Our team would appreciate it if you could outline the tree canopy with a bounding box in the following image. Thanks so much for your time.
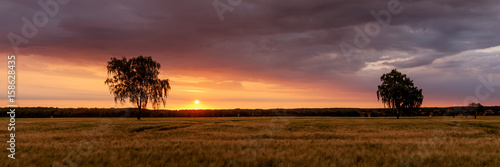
[468,102,484,119]
[105,56,171,120]
[377,69,423,119]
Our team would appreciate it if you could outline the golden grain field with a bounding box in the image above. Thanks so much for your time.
[1,116,499,167]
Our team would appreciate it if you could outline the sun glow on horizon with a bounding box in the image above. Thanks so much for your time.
[195,100,200,104]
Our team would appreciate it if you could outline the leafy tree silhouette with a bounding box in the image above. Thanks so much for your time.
[105,56,171,120]
[468,102,484,119]
[377,69,423,119]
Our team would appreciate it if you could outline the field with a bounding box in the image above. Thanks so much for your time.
[1,116,500,166]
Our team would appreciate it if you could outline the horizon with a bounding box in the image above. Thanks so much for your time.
[4,105,499,111]
[1,0,500,109]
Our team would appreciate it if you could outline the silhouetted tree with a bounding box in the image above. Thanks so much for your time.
[105,56,171,120]
[468,102,484,119]
[477,103,484,118]
[377,69,423,119]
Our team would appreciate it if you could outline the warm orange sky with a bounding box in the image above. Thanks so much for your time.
[1,1,500,109]
[1,53,498,110]
[1,55,384,109]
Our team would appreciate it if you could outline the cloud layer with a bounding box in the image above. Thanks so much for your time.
[1,0,499,108]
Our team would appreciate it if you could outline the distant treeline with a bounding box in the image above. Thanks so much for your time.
[1,106,500,118]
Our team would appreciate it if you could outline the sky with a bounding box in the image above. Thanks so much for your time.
[1,0,499,109]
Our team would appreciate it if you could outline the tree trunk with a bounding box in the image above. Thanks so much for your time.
[137,97,142,120]
[137,105,141,120]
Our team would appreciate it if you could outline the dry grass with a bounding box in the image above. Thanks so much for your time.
[1,116,499,166]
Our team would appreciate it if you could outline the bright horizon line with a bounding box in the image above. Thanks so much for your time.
[8,98,498,110]
[7,105,496,110]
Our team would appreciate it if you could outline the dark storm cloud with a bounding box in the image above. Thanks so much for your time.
[2,1,498,63]
[1,0,500,102]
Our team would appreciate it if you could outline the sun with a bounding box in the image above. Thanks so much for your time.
[194,100,200,104]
